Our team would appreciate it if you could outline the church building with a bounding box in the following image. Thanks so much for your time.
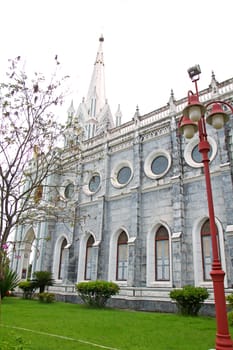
[12,36,233,312]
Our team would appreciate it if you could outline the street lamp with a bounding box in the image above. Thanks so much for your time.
[179,65,233,350]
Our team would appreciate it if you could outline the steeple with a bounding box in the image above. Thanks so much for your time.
[168,89,176,115]
[210,71,219,96]
[86,35,106,119]
[66,100,75,126]
[115,104,122,127]
[75,35,114,140]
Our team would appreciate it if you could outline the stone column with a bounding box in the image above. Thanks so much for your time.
[127,237,137,287]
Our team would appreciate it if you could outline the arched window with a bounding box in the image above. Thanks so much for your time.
[201,220,219,281]
[85,235,94,280]
[155,226,170,281]
[116,231,128,281]
[58,238,67,280]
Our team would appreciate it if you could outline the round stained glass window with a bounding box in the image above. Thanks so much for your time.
[151,156,168,175]
[64,183,74,199]
[191,145,212,164]
[117,166,132,185]
[89,175,101,193]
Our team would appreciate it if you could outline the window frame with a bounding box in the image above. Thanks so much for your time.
[83,172,102,196]
[201,220,219,282]
[146,223,172,287]
[192,217,227,288]
[116,231,128,281]
[85,235,95,280]
[155,226,170,281]
[144,149,171,180]
[88,174,101,193]
[64,183,75,199]
[184,135,217,168]
[58,238,68,280]
[111,161,133,189]
[60,180,76,201]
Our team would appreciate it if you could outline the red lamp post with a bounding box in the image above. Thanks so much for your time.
[179,65,233,350]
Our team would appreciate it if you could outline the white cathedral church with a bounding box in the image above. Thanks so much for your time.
[12,36,233,312]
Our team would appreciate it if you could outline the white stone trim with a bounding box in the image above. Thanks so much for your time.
[77,231,97,282]
[60,179,75,200]
[83,172,102,196]
[108,227,129,284]
[111,161,133,189]
[226,225,233,235]
[19,227,36,280]
[144,149,171,180]
[53,234,70,281]
[184,135,217,168]
[192,216,227,287]
[128,236,136,244]
[146,222,172,287]
[172,231,182,240]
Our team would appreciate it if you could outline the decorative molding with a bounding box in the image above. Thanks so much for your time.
[172,232,182,240]
[226,225,233,235]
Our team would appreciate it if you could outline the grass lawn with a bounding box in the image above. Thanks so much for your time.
[0,297,232,350]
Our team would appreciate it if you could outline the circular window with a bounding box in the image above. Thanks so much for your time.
[184,136,217,168]
[64,183,74,199]
[151,156,169,175]
[89,174,101,193]
[117,167,132,185]
[144,150,171,180]
[191,144,213,164]
[83,172,101,196]
[111,161,133,188]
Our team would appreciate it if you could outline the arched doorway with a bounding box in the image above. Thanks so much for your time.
[21,228,36,279]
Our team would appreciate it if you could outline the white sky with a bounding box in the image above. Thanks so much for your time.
[1,0,233,123]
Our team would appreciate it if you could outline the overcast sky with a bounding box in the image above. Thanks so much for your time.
[1,0,233,123]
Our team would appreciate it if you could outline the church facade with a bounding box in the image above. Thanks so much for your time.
[12,36,233,311]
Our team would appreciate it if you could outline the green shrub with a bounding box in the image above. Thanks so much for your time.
[18,280,36,299]
[170,285,209,316]
[38,292,55,303]
[0,267,20,299]
[226,293,233,326]
[75,280,120,307]
[226,294,233,309]
[32,271,54,293]
[228,310,233,326]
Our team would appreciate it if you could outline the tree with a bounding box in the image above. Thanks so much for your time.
[0,56,69,283]
[0,267,20,299]
[32,271,54,293]
[0,243,20,298]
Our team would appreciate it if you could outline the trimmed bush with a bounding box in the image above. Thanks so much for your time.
[38,292,55,303]
[18,280,36,299]
[76,280,119,307]
[170,285,209,316]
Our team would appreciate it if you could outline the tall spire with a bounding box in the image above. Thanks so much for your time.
[75,35,114,140]
[115,104,122,127]
[86,35,106,118]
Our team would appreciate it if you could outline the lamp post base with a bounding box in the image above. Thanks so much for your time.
[211,268,233,350]
[215,335,233,350]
